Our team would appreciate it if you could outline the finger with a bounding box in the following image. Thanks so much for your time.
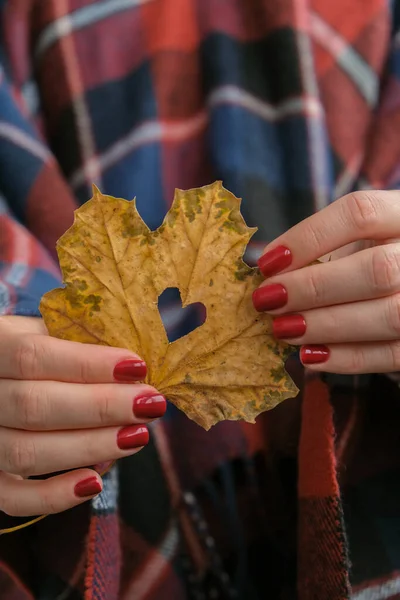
[0,381,166,430]
[298,340,400,374]
[253,244,400,314]
[0,332,147,383]
[0,469,103,517]
[0,424,149,476]
[0,316,47,335]
[272,295,400,344]
[257,190,400,276]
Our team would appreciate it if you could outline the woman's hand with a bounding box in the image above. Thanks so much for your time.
[253,190,400,374]
[0,316,166,517]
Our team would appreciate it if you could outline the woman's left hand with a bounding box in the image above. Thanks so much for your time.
[253,190,400,374]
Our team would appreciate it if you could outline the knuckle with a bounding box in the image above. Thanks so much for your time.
[369,247,400,294]
[39,492,59,515]
[6,437,36,476]
[347,348,366,374]
[322,310,341,340]
[14,382,46,430]
[387,294,400,337]
[306,269,325,305]
[302,222,327,255]
[389,341,400,371]
[346,192,381,232]
[78,358,96,384]
[97,392,115,426]
[14,338,40,379]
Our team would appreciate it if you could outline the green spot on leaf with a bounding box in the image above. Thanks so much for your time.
[121,210,147,238]
[183,190,203,222]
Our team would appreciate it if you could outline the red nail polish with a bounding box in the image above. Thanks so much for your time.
[300,345,330,365]
[117,425,149,450]
[114,359,147,382]
[258,246,292,277]
[74,476,102,498]
[252,284,288,312]
[273,315,306,339]
[133,394,167,419]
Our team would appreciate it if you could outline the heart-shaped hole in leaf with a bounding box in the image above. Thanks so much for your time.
[158,287,206,342]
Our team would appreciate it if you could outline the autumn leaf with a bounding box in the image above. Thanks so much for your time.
[40,182,298,430]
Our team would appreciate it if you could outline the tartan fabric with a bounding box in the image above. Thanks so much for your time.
[0,0,400,598]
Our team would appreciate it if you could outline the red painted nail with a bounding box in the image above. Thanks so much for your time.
[117,425,149,450]
[252,284,288,312]
[74,476,102,498]
[273,315,306,339]
[300,345,330,365]
[114,359,147,382]
[258,246,292,277]
[133,394,167,419]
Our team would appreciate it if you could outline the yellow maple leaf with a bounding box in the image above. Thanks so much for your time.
[40,182,298,429]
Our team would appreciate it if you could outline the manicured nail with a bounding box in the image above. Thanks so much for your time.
[133,394,167,419]
[273,315,306,339]
[300,345,330,365]
[252,284,288,312]
[114,359,147,382]
[74,476,102,498]
[258,246,292,277]
[117,425,149,450]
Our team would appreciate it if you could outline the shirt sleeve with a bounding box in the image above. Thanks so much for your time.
[0,209,61,317]
[0,13,71,317]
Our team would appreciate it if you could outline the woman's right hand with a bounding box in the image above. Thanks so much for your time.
[0,315,166,518]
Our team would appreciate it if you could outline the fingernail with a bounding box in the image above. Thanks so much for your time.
[133,394,167,419]
[74,476,102,498]
[258,246,292,277]
[252,284,288,312]
[300,345,330,365]
[273,315,306,339]
[117,425,149,450]
[114,359,147,382]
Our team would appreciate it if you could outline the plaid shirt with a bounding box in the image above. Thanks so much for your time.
[1,1,400,598]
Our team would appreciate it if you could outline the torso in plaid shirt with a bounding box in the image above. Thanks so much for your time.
[0,1,400,599]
